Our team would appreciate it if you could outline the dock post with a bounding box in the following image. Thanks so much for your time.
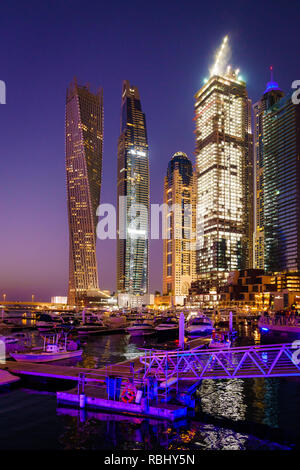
[179,312,185,349]
[229,310,233,333]
[79,394,86,408]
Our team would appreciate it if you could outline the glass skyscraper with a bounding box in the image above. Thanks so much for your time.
[66,79,103,305]
[194,65,253,289]
[253,72,284,269]
[117,80,149,295]
[263,91,300,272]
[163,152,196,299]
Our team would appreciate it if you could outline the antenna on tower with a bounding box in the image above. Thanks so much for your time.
[270,65,274,82]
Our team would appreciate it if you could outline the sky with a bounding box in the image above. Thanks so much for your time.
[0,0,299,301]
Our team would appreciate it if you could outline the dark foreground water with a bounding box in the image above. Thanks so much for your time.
[1,320,300,450]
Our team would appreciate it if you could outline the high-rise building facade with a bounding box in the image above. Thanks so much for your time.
[117,80,149,295]
[66,79,103,305]
[253,72,284,269]
[163,152,196,299]
[194,42,253,289]
[263,91,300,272]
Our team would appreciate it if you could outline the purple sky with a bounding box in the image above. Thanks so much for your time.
[0,0,299,301]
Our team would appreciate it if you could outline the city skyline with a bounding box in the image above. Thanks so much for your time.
[1,1,299,301]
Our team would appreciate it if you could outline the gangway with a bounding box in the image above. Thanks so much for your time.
[140,343,300,381]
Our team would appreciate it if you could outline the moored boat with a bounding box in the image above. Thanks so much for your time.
[209,331,231,349]
[76,324,107,336]
[155,316,179,336]
[258,313,300,333]
[126,318,154,336]
[10,347,83,362]
[186,313,213,338]
[36,313,62,332]
[10,332,83,362]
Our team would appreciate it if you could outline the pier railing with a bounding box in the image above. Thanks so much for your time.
[77,363,172,405]
[140,343,300,381]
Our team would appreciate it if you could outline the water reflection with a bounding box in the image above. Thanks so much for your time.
[199,379,247,421]
[56,407,290,450]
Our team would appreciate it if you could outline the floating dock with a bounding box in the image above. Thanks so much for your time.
[57,385,187,421]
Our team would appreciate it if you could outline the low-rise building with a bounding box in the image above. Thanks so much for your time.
[187,270,300,311]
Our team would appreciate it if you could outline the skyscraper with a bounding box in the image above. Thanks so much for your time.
[263,90,300,272]
[66,79,103,305]
[163,152,196,301]
[194,37,253,289]
[253,69,284,269]
[117,80,149,295]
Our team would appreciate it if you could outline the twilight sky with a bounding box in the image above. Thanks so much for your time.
[0,0,299,301]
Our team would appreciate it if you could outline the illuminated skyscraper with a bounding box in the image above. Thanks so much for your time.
[163,152,196,300]
[117,80,149,295]
[66,79,103,305]
[263,90,300,272]
[253,69,284,269]
[194,37,253,289]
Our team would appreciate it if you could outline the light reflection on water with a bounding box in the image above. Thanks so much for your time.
[199,379,247,422]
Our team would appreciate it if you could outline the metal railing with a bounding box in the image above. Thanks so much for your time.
[140,343,300,381]
[76,362,172,406]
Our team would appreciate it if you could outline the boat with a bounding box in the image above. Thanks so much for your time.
[209,331,231,349]
[258,313,300,333]
[155,316,179,336]
[10,332,83,362]
[36,313,62,332]
[76,324,107,336]
[75,315,107,335]
[126,318,154,336]
[186,313,213,338]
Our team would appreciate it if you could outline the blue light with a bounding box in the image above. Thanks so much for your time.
[264,81,281,94]
[261,327,269,332]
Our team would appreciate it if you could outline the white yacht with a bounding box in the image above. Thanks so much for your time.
[10,332,82,362]
[186,313,213,338]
